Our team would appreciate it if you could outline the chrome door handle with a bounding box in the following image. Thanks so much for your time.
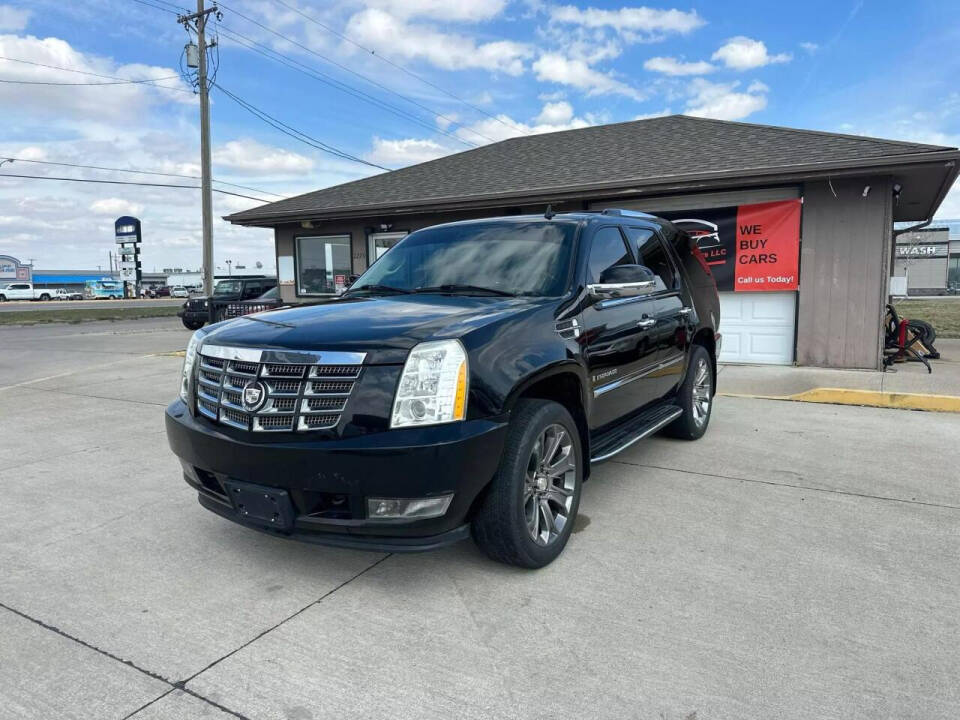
[637,318,656,329]
[678,307,693,316]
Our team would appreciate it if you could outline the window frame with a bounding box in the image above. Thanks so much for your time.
[585,224,636,285]
[626,225,683,297]
[294,233,353,297]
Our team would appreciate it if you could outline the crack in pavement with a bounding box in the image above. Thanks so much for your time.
[610,459,960,511]
[1,552,393,720]
[12,383,170,408]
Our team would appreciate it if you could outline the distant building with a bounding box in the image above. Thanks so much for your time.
[893,227,951,295]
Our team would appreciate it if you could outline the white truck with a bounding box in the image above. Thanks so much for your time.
[0,282,55,301]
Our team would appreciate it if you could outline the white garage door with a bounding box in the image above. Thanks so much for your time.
[718,292,796,365]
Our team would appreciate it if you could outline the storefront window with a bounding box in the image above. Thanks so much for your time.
[948,256,960,289]
[296,235,352,295]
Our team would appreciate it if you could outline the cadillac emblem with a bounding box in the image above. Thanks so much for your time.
[242,380,267,412]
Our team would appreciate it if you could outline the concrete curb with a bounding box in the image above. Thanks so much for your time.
[720,388,960,413]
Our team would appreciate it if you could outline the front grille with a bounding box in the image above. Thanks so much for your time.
[194,347,363,433]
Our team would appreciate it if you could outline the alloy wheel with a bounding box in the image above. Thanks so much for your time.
[523,423,576,546]
[692,358,711,427]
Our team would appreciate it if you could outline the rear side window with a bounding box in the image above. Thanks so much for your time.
[626,227,679,292]
[587,227,632,283]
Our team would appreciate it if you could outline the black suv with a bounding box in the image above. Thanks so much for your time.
[165,211,720,567]
[178,277,277,330]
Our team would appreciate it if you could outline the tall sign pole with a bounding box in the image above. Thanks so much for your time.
[179,1,218,296]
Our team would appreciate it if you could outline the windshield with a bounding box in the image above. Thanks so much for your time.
[258,286,280,299]
[214,280,242,296]
[350,221,577,297]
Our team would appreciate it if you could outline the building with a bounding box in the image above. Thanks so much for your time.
[893,227,951,295]
[225,115,959,370]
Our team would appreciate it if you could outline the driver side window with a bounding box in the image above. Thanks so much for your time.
[587,227,632,284]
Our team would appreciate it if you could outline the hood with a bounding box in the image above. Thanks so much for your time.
[201,294,543,364]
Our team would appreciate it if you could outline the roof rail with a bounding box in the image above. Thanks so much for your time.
[600,208,656,219]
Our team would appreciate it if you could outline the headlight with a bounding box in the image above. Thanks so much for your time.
[391,339,468,428]
[179,329,206,402]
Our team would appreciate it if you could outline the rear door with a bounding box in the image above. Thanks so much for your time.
[625,226,692,396]
[580,226,663,429]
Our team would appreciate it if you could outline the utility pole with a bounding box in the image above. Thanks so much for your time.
[179,1,218,297]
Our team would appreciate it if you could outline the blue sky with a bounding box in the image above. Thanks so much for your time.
[1,0,958,270]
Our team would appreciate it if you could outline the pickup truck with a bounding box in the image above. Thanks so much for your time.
[165,210,721,567]
[178,277,278,330]
[0,282,55,301]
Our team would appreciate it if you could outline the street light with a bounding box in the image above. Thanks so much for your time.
[225,259,232,277]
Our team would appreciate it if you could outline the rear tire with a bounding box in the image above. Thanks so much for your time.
[472,399,582,568]
[39,294,50,301]
[665,344,713,440]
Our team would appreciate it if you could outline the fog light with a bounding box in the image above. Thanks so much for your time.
[367,494,453,520]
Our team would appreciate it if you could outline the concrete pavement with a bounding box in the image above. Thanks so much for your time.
[1,319,959,719]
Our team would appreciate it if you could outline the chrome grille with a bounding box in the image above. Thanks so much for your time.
[193,345,365,433]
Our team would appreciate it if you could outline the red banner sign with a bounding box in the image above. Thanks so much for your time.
[657,199,801,292]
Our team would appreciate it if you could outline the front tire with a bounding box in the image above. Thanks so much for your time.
[181,318,205,331]
[665,344,713,440]
[472,399,582,568]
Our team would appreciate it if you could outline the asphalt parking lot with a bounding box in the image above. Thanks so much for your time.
[2,318,958,719]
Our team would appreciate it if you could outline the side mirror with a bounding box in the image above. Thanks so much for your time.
[588,264,657,299]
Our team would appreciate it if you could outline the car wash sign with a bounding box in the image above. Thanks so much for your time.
[656,199,802,292]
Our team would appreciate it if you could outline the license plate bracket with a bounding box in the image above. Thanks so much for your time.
[223,480,296,530]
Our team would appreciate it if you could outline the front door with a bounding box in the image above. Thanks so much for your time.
[580,226,662,429]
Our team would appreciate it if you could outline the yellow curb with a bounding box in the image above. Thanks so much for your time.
[155,350,186,357]
[720,388,960,413]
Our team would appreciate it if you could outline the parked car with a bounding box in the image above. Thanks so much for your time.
[171,286,190,299]
[148,286,171,298]
[0,282,55,301]
[64,290,84,300]
[177,277,278,330]
[52,288,70,301]
[165,211,720,567]
[223,286,284,319]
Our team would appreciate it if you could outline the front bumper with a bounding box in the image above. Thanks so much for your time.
[165,400,508,551]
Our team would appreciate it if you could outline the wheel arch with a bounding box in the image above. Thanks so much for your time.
[505,363,592,478]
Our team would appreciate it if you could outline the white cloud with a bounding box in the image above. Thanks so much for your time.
[711,36,791,70]
[0,4,30,31]
[366,137,449,166]
[365,0,507,22]
[684,78,768,121]
[0,34,191,123]
[634,108,671,120]
[89,198,143,216]
[800,41,819,54]
[213,139,314,175]
[549,5,705,41]
[345,9,532,75]
[644,56,715,76]
[535,101,574,125]
[533,53,643,100]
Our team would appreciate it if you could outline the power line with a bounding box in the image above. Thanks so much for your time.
[0,74,181,86]
[216,25,475,149]
[0,55,194,94]
[211,80,389,171]
[128,0,180,15]
[267,0,531,137]
[0,156,288,199]
[215,3,492,145]
[0,172,273,202]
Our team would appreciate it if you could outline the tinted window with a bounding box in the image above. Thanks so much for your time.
[627,227,678,292]
[587,227,632,284]
[351,221,576,297]
[242,282,261,299]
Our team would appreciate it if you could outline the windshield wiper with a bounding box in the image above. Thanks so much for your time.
[412,284,516,297]
[235,314,295,329]
[344,284,411,295]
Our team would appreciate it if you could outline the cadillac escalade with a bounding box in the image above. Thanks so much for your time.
[165,210,721,568]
